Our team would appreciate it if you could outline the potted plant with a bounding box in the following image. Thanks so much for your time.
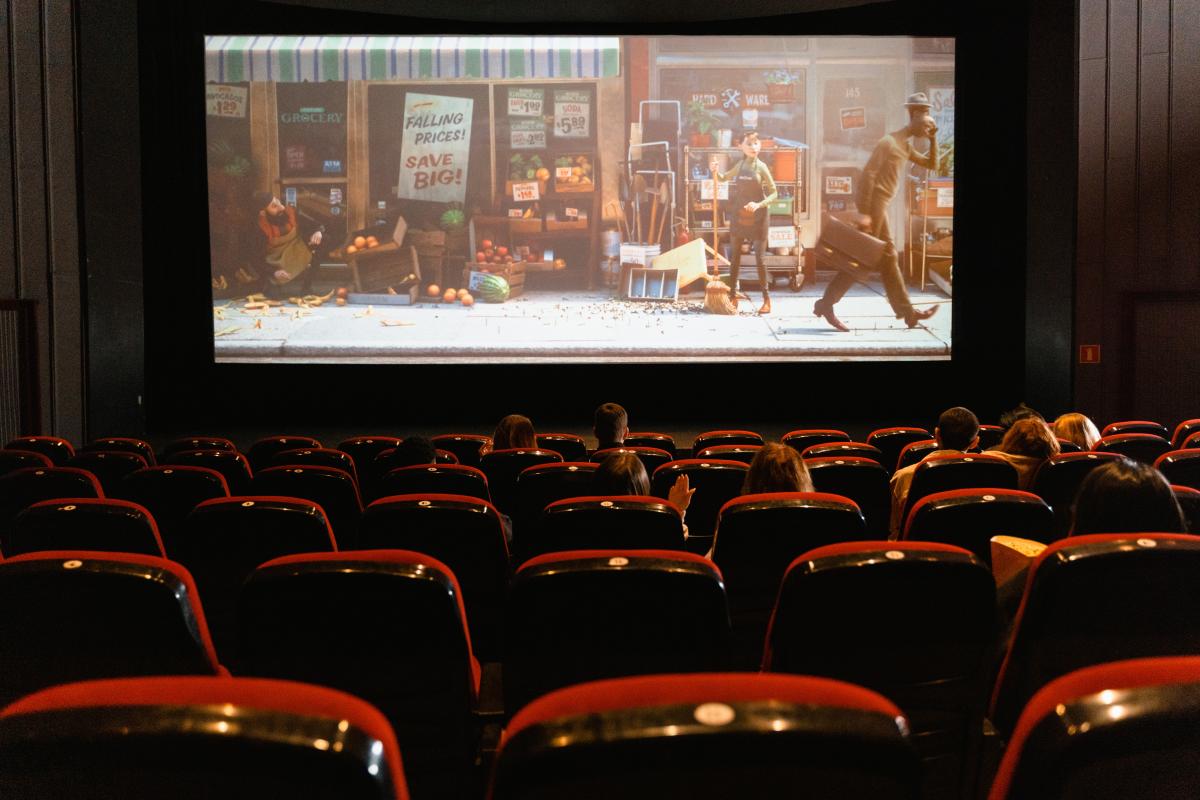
[685,100,720,147]
[764,69,799,103]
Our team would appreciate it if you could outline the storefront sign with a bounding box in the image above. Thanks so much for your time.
[398,92,473,204]
[511,181,540,202]
[554,90,590,138]
[508,87,544,116]
[840,107,867,130]
[767,226,797,248]
[206,84,247,118]
[743,93,771,108]
[510,118,547,149]
[690,93,719,108]
[285,145,307,171]
[929,86,954,146]
[825,176,853,195]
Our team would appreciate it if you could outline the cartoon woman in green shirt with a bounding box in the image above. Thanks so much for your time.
[710,131,777,314]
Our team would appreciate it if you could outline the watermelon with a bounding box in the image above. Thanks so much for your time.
[475,274,510,303]
[439,207,465,231]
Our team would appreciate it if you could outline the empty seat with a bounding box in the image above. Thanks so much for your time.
[0,550,222,706]
[692,430,763,451]
[802,440,883,462]
[623,432,677,458]
[895,439,939,471]
[807,456,892,537]
[1157,449,1200,490]
[359,494,509,660]
[271,447,358,485]
[0,676,409,800]
[651,459,749,554]
[246,434,323,472]
[765,541,995,800]
[430,433,490,468]
[535,433,588,461]
[712,492,868,668]
[162,449,253,495]
[1101,419,1170,439]
[1054,438,1083,452]
[695,444,762,465]
[433,449,459,465]
[376,464,491,504]
[1094,432,1173,464]
[0,449,53,477]
[504,550,731,714]
[781,428,851,452]
[177,496,336,664]
[1029,451,1123,537]
[479,448,562,516]
[252,465,362,549]
[534,496,687,556]
[6,498,164,557]
[80,437,156,465]
[4,435,74,466]
[512,462,598,559]
[1171,418,1200,448]
[990,657,1200,800]
[1174,485,1200,534]
[867,427,932,473]
[989,532,1200,736]
[238,550,478,799]
[976,424,1005,451]
[66,451,148,495]
[491,673,919,800]
[903,489,1055,561]
[159,436,236,459]
[0,467,103,536]
[114,466,229,557]
[900,454,1019,524]
[591,445,674,474]
[1186,431,1200,449]
[337,436,403,492]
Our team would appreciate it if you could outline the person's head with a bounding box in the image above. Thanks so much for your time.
[743,443,814,495]
[739,131,762,159]
[1052,412,1102,451]
[999,402,1045,430]
[254,191,285,215]
[996,417,1061,460]
[389,435,437,468]
[1071,457,1186,535]
[593,403,628,448]
[934,406,980,451]
[492,414,536,451]
[903,93,935,136]
[593,452,650,496]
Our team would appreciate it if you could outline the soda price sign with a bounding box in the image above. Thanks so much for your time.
[507,87,544,117]
[554,90,590,138]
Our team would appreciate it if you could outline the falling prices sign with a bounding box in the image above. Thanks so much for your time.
[398,93,474,204]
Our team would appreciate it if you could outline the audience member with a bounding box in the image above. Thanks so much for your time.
[594,452,695,537]
[1051,412,1101,450]
[387,435,437,468]
[890,406,980,536]
[480,414,537,457]
[1071,457,1186,535]
[998,402,1044,430]
[991,417,1060,490]
[742,442,814,494]
[593,402,628,451]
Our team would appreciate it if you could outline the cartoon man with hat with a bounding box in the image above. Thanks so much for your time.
[813,91,941,331]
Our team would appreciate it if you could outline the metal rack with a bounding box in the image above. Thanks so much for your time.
[624,139,677,249]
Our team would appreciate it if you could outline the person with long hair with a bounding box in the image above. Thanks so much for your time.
[992,416,1061,490]
[479,414,537,457]
[742,442,814,495]
[1051,412,1101,451]
[1071,457,1186,535]
[593,452,695,537]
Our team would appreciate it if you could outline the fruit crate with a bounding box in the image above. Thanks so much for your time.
[461,261,525,298]
[552,152,596,193]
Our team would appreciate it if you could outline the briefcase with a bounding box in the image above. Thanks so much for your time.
[813,212,887,279]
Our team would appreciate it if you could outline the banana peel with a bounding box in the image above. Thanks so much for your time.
[353,305,374,318]
[214,325,242,337]
[380,320,415,327]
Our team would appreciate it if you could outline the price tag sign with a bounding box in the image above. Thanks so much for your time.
[510,118,546,149]
[700,181,730,200]
[512,181,540,202]
[507,87,544,117]
[936,187,954,208]
[767,226,798,248]
[564,207,579,219]
[554,90,590,138]
[507,209,525,218]
[206,84,247,118]
[825,176,853,195]
[555,167,573,179]
[840,106,867,130]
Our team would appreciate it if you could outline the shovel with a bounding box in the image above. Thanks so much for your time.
[647,180,669,249]
[631,173,647,243]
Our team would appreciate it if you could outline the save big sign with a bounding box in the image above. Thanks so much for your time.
[398,93,474,204]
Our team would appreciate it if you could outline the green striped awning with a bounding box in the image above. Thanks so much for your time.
[205,35,621,83]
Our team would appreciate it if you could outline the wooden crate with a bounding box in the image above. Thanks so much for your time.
[461,261,525,298]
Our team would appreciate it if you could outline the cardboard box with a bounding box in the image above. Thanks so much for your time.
[620,243,661,266]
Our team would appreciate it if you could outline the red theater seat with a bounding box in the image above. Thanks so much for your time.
[806,456,892,537]
[80,436,156,465]
[895,438,939,471]
[512,461,598,559]
[1157,449,1200,491]
[492,673,919,800]
[4,435,74,466]
[479,448,562,516]
[113,465,229,557]
[1029,451,1123,537]
[336,435,403,493]
[159,436,236,459]
[1171,418,1200,448]
[271,447,358,486]
[866,427,932,473]
[1101,419,1170,439]
[163,448,254,495]
[66,450,148,495]
[623,432,677,458]
[535,433,588,462]
[359,494,508,660]
[0,676,409,799]
[0,448,53,477]
[651,459,749,553]
[1094,432,1173,464]
[503,550,731,715]
[712,492,868,668]
[0,467,103,536]
[695,443,762,465]
[692,429,764,452]
[6,498,164,558]
[246,434,323,472]
[434,449,459,465]
[976,424,1005,451]
[376,463,491,504]
[0,550,222,707]
[591,445,674,474]
[900,454,1019,523]
[238,550,478,799]
[801,440,883,462]
[990,657,1200,800]
[534,495,687,556]
[989,532,1200,736]
[902,488,1055,561]
[1174,485,1200,534]
[781,428,851,452]
[430,433,491,468]
[252,465,362,549]
[764,541,996,800]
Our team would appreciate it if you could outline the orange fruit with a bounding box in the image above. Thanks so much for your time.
[345,245,358,255]
[353,236,367,248]
[426,284,441,298]
[461,293,475,307]
[443,288,457,303]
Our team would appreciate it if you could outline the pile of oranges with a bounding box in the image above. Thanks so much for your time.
[344,235,379,256]
[426,284,474,307]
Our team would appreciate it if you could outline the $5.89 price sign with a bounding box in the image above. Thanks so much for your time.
[554,90,590,138]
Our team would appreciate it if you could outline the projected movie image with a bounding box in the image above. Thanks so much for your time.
[205,35,954,363]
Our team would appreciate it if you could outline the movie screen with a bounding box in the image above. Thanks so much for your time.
[205,35,954,363]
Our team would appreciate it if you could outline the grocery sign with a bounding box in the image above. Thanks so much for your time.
[398,93,473,204]
[206,84,247,118]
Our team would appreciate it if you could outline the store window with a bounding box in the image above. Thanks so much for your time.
[659,66,806,145]
[277,82,348,178]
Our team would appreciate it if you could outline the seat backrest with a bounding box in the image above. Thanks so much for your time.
[336,436,403,493]
[895,439,939,472]
[902,454,1019,523]
[1028,451,1123,538]
[692,430,763,451]
[376,464,490,504]
[651,459,749,548]
[0,467,104,537]
[989,532,1200,736]
[623,432,677,458]
[536,496,687,556]
[1157,449,1200,491]
[866,427,932,474]
[504,550,731,715]
[591,446,674,474]
[782,429,851,452]
[162,449,254,495]
[801,441,883,462]
[430,434,491,468]
[113,466,229,558]
[479,448,563,515]
[535,433,588,462]
[160,436,237,459]
[82,437,156,465]
[6,498,164,558]
[765,541,995,800]
[251,465,362,549]
[271,448,358,485]
[4,436,74,466]
[359,494,509,660]
[1101,419,1170,439]
[434,449,459,465]
[1171,419,1200,448]
[1094,432,1173,464]
[0,551,221,706]
[246,434,323,471]
[806,456,892,537]
[902,489,1055,561]
[1174,485,1200,534]
[990,657,1200,800]
[0,676,409,800]
[976,424,1005,451]
[512,462,598,559]
[238,550,477,798]
[0,449,54,478]
[66,451,148,495]
[492,672,918,800]
[694,444,762,465]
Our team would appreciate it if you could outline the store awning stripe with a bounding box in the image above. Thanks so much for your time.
[204,35,620,82]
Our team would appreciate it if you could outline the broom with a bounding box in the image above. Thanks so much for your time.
[704,160,737,315]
